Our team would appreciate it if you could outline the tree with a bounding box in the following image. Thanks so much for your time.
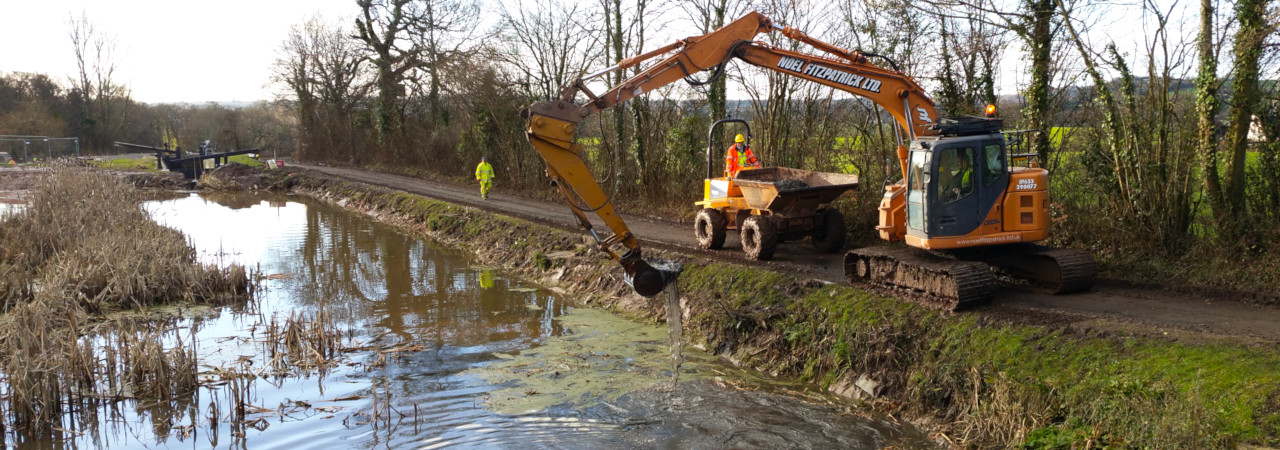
[1054,0,1200,248]
[1218,0,1274,234]
[67,12,129,153]
[275,16,371,162]
[410,0,482,128]
[0,73,66,138]
[838,0,936,171]
[354,0,425,161]
[1197,0,1225,232]
[496,0,602,101]
[680,0,752,158]
[1020,0,1055,167]
[935,11,1004,115]
[915,0,1070,167]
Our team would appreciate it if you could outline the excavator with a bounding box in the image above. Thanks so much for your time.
[521,11,1096,309]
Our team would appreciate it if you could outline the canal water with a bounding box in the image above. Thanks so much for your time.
[28,192,934,448]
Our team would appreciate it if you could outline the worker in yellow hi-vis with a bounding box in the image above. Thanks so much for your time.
[475,156,495,199]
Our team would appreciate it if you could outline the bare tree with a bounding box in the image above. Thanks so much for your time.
[495,0,602,101]
[68,12,129,153]
[275,16,371,162]
[935,11,1005,115]
[409,0,482,127]
[913,0,1077,166]
[836,0,936,172]
[1054,0,1200,247]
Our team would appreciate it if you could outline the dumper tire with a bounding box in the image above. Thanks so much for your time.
[694,208,728,250]
[741,215,778,260]
[810,208,846,253]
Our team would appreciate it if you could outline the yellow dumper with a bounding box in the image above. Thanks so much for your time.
[694,120,859,260]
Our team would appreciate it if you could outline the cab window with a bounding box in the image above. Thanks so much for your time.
[907,151,927,231]
[936,147,975,204]
[983,143,1004,187]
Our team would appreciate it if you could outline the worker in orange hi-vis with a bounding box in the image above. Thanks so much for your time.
[724,134,761,178]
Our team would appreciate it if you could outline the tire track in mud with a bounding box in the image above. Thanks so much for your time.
[289,162,1280,343]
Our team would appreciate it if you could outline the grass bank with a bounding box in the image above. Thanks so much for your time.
[0,165,253,439]
[274,168,1280,448]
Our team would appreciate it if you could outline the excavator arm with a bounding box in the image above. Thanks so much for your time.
[522,11,938,296]
[522,111,667,297]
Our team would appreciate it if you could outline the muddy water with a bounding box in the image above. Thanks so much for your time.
[28,192,933,449]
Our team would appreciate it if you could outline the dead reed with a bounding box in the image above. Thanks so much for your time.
[0,164,254,440]
[264,310,345,375]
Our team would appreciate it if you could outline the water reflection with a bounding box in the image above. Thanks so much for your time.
[10,192,933,449]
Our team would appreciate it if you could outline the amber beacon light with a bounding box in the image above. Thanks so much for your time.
[985,104,997,118]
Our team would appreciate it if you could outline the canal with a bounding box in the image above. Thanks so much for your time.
[32,192,933,448]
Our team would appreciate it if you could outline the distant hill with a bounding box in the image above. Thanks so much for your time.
[140,100,262,109]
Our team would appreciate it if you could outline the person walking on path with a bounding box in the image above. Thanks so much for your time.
[475,156,495,199]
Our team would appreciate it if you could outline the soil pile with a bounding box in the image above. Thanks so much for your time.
[200,162,272,190]
[775,179,810,191]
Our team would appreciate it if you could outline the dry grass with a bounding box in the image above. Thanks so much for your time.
[0,164,253,438]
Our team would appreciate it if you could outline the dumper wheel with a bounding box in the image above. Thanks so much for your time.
[810,208,846,253]
[741,216,778,260]
[694,208,728,250]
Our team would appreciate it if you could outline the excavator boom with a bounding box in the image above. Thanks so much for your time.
[523,11,940,297]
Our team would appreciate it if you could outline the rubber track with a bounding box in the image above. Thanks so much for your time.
[845,246,996,311]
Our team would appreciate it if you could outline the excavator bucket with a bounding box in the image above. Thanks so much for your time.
[621,255,683,297]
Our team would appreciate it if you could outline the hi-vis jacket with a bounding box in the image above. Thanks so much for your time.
[724,144,761,177]
[475,161,495,180]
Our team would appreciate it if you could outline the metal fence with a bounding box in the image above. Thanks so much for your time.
[0,136,80,163]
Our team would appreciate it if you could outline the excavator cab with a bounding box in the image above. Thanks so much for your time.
[905,133,1010,241]
[888,116,1054,250]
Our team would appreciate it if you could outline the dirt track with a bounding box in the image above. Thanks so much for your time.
[292,162,1280,344]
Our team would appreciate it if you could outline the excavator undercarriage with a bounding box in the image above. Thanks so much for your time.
[844,244,1097,311]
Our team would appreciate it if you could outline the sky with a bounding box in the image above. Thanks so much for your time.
[0,0,353,104]
[0,0,1176,106]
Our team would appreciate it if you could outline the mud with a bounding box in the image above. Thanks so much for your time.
[0,167,43,190]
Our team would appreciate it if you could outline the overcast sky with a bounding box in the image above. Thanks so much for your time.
[0,0,352,104]
[0,0,1176,105]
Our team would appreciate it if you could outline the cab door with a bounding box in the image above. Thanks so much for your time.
[928,144,980,237]
[976,140,1010,228]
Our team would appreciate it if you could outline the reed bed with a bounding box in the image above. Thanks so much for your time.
[0,164,254,440]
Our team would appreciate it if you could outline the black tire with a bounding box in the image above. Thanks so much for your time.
[694,208,728,250]
[741,215,778,260]
[810,208,847,253]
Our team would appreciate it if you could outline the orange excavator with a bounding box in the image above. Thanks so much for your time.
[522,11,1095,308]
